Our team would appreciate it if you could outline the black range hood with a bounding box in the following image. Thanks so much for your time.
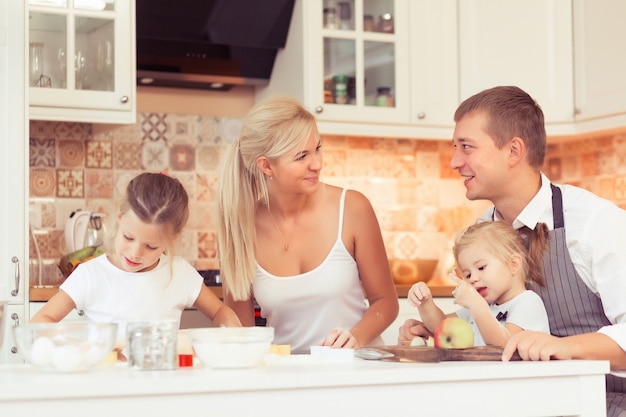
[136,0,295,91]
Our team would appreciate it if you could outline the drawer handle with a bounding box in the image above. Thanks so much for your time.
[11,256,20,296]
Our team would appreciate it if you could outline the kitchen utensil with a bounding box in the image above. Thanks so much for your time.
[187,326,274,369]
[13,322,118,372]
[64,210,107,253]
[365,346,522,362]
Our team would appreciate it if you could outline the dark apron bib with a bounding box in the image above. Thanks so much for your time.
[497,185,625,416]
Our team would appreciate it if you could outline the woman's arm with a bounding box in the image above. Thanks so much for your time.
[345,190,399,347]
[223,290,256,327]
[30,290,76,323]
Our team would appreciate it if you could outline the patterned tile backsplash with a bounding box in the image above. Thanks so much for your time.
[28,116,626,287]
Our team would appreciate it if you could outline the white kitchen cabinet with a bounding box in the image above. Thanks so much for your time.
[572,0,626,130]
[28,0,136,124]
[258,0,439,138]
[459,0,626,136]
[458,0,575,126]
[0,0,28,364]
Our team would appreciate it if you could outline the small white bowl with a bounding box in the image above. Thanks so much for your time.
[13,322,118,372]
[187,326,274,369]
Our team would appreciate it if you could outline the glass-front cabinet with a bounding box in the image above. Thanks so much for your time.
[28,0,135,124]
[257,0,411,130]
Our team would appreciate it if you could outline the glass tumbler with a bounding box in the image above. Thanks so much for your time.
[127,320,178,370]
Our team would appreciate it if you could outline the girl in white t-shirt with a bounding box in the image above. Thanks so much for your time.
[31,173,241,336]
[408,220,550,347]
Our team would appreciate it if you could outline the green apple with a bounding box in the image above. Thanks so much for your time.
[434,317,474,349]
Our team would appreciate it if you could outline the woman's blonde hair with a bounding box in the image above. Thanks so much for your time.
[453,221,547,288]
[109,172,189,275]
[217,96,316,301]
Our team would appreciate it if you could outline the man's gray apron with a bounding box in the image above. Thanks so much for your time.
[533,185,625,417]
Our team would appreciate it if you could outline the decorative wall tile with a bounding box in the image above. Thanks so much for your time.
[196,171,217,202]
[546,158,562,181]
[580,152,597,177]
[597,177,615,201]
[30,121,57,139]
[615,147,626,175]
[615,176,626,200]
[196,145,223,171]
[392,232,420,259]
[217,118,243,143]
[85,169,113,199]
[56,169,84,198]
[141,113,168,142]
[320,149,347,176]
[561,156,579,179]
[197,231,217,259]
[58,140,85,167]
[195,115,220,144]
[170,143,195,171]
[439,152,456,179]
[55,122,90,140]
[416,151,439,179]
[114,141,142,170]
[30,137,55,167]
[165,114,194,143]
[597,149,617,175]
[86,140,113,168]
[30,169,55,197]
[141,139,169,171]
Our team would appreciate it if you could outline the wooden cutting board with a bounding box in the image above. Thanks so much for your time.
[374,345,522,362]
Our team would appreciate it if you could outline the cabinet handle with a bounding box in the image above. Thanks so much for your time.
[120,96,129,104]
[11,256,20,296]
[78,310,85,316]
[10,313,20,353]
[315,106,324,114]
[416,112,426,120]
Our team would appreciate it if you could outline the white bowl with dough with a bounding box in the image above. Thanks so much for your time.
[187,326,274,369]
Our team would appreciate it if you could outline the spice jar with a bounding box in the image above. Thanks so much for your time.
[375,87,394,107]
[332,75,349,104]
[323,7,337,29]
[363,15,375,32]
[378,13,394,33]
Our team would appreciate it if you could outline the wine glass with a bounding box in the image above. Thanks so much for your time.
[29,42,44,87]
[54,47,67,88]
[75,50,87,90]
[97,41,114,91]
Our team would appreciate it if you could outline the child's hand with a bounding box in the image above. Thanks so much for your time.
[450,274,482,310]
[407,281,432,307]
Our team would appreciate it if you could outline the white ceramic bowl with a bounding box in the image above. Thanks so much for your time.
[187,326,274,369]
[13,322,118,372]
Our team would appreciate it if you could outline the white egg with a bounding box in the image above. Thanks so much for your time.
[82,344,104,366]
[30,337,55,366]
[51,344,82,372]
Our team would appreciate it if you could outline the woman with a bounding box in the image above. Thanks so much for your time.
[217,96,398,354]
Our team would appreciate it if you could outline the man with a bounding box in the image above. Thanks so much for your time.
[398,86,626,416]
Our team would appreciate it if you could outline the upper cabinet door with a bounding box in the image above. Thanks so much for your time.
[28,0,136,124]
[458,0,575,125]
[573,0,626,125]
[257,0,415,136]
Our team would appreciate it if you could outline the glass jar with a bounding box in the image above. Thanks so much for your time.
[363,15,375,32]
[378,13,394,33]
[376,87,394,107]
[332,75,349,104]
[323,7,337,29]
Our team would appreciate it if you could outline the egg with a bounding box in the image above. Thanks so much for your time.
[51,344,82,372]
[30,336,55,366]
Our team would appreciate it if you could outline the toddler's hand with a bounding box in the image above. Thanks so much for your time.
[408,281,432,307]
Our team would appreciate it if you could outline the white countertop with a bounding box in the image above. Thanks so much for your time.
[0,355,610,417]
